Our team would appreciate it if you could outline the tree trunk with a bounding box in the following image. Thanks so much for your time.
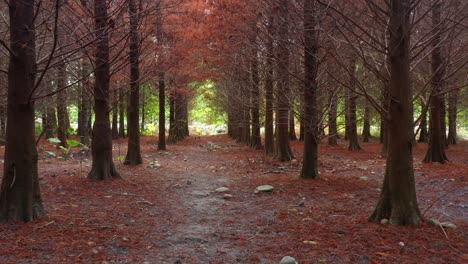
[56,63,68,148]
[369,0,421,225]
[289,102,297,141]
[0,0,45,222]
[88,0,120,180]
[168,88,177,142]
[380,85,389,156]
[274,0,294,161]
[112,90,119,139]
[158,72,166,150]
[423,1,448,163]
[119,88,125,138]
[124,0,143,165]
[418,98,428,143]
[44,76,57,139]
[250,45,262,149]
[328,86,338,145]
[362,98,371,142]
[264,15,275,155]
[300,0,319,179]
[78,61,91,145]
[447,88,459,145]
[347,58,361,151]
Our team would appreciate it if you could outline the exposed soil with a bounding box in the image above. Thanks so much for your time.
[0,135,466,263]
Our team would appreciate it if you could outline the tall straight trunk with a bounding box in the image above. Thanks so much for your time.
[0,0,45,222]
[168,88,176,142]
[119,88,125,138]
[447,88,459,144]
[88,0,120,180]
[347,58,361,151]
[300,0,319,179]
[441,95,447,148]
[44,76,57,139]
[111,90,119,139]
[140,91,145,131]
[328,87,338,145]
[56,63,68,148]
[124,0,142,165]
[0,103,5,139]
[274,0,294,161]
[289,101,297,141]
[158,72,166,150]
[182,94,189,137]
[250,46,262,149]
[424,1,448,163]
[156,2,166,150]
[344,88,350,141]
[380,85,389,155]
[264,15,275,155]
[369,0,421,225]
[174,91,185,140]
[299,111,305,141]
[418,98,428,142]
[362,98,371,142]
[78,61,91,145]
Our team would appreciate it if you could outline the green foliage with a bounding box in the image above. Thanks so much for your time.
[47,138,83,160]
[189,80,227,126]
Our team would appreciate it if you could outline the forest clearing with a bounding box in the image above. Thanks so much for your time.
[0,0,467,263]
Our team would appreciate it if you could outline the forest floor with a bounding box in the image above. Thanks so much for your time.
[0,135,467,264]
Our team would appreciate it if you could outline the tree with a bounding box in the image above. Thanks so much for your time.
[346,57,361,151]
[423,1,448,163]
[0,0,45,221]
[362,99,371,142]
[156,1,166,151]
[124,0,143,165]
[264,15,275,155]
[88,0,120,179]
[369,0,421,225]
[300,0,319,179]
[274,0,294,161]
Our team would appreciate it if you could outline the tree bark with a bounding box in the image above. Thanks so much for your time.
[300,0,319,179]
[264,15,275,155]
[424,1,448,163]
[274,0,294,161]
[111,90,119,139]
[44,76,57,139]
[418,98,428,143]
[124,0,143,165]
[328,86,338,145]
[56,63,68,148]
[119,88,125,138]
[347,58,361,151]
[0,0,45,222]
[289,102,297,141]
[362,98,371,142]
[447,88,459,145]
[88,0,120,179]
[250,44,262,149]
[168,87,177,142]
[158,72,166,150]
[369,0,421,225]
[78,61,91,145]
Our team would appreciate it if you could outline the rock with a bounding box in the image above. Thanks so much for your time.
[215,187,229,193]
[440,222,457,229]
[380,218,389,225]
[254,185,274,193]
[280,256,298,264]
[222,194,234,199]
[303,240,318,245]
[360,176,369,180]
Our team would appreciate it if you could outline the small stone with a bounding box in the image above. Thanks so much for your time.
[87,241,96,246]
[215,187,229,193]
[254,185,274,193]
[398,242,405,247]
[440,222,457,229]
[380,218,389,225]
[91,249,99,254]
[222,194,234,199]
[360,176,369,180]
[303,240,318,245]
[280,256,298,264]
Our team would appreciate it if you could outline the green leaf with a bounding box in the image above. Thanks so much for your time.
[48,138,61,144]
[46,151,56,157]
[117,155,125,162]
[67,140,82,147]
[59,146,67,151]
